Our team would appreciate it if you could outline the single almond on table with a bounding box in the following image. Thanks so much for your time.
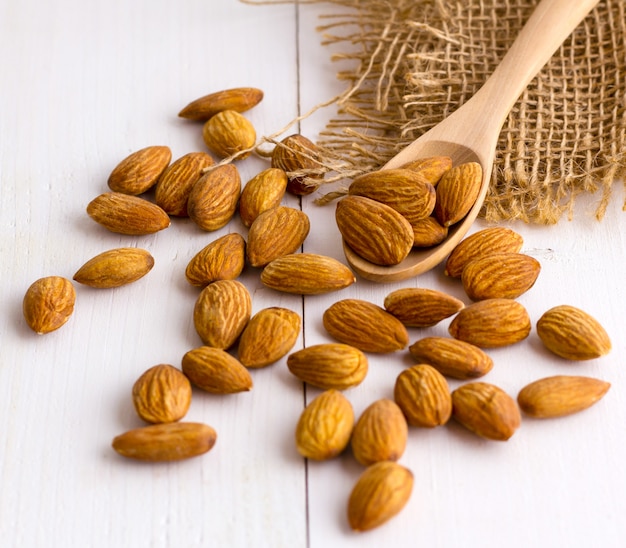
[86,192,171,235]
[23,276,76,334]
[336,195,414,266]
[350,399,408,466]
[111,422,217,461]
[322,299,409,353]
[536,304,611,360]
[347,461,413,532]
[73,247,154,288]
[178,87,264,121]
[154,152,215,216]
[384,287,464,328]
[193,279,252,349]
[295,389,354,461]
[202,110,256,159]
[433,161,483,227]
[287,343,368,390]
[394,364,452,427]
[271,133,322,195]
[185,233,246,287]
[400,155,452,186]
[444,226,524,278]
[451,382,521,441]
[238,307,301,368]
[107,145,172,195]
[246,206,310,268]
[132,364,192,424]
[408,337,493,379]
[517,375,611,418]
[239,167,288,227]
[411,216,449,247]
[182,346,253,394]
[448,298,531,348]
[187,164,241,232]
[461,252,541,300]
[260,253,355,295]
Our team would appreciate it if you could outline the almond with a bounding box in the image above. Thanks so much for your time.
[394,364,452,427]
[238,307,301,368]
[107,145,171,195]
[295,389,354,460]
[408,337,494,379]
[384,288,464,328]
[154,152,215,216]
[400,155,452,186]
[444,227,524,278]
[322,299,409,353]
[461,252,541,300]
[187,164,241,231]
[536,305,611,360]
[433,161,483,227]
[411,216,449,247]
[517,375,611,418]
[448,298,531,348]
[348,169,436,224]
[350,399,408,466]
[73,247,154,288]
[178,87,264,121]
[451,382,521,441]
[347,461,413,532]
[239,167,288,227]
[111,422,217,461]
[246,206,310,268]
[181,346,253,394]
[260,253,356,295]
[131,364,192,424]
[185,233,246,287]
[286,343,368,390]
[336,195,414,266]
[202,110,256,159]
[193,279,252,349]
[271,133,322,195]
[23,276,76,334]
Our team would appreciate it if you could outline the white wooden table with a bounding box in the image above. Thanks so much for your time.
[1,1,625,547]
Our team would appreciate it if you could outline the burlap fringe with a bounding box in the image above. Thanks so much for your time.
[242,0,626,223]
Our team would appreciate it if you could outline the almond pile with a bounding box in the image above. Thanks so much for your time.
[21,86,613,534]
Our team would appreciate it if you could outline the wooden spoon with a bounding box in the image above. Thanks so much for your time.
[343,0,600,283]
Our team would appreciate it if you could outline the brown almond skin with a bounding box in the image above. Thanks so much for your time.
[271,134,322,195]
[517,375,611,418]
[411,216,449,247]
[182,346,253,394]
[536,305,611,360]
[111,422,217,461]
[322,299,409,353]
[451,382,521,441]
[449,298,531,348]
[347,461,414,532]
[400,155,452,186]
[295,389,355,461]
[185,233,246,287]
[434,161,483,227]
[178,87,264,121]
[384,288,464,328]
[286,343,368,390]
[260,253,356,295]
[336,195,414,266]
[238,307,301,368]
[445,227,524,278]
[239,167,288,227]
[409,337,493,380]
[462,252,541,301]
[246,206,310,268]
[202,110,256,159]
[87,192,171,235]
[23,276,76,334]
[154,152,215,216]
[351,399,408,466]
[187,164,241,231]
[394,364,452,427]
[73,248,154,288]
[132,364,192,424]
[107,145,172,195]
[193,280,252,349]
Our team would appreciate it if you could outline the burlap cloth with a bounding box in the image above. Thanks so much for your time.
[246,0,626,223]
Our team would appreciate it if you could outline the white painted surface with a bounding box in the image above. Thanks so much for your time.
[1,1,625,547]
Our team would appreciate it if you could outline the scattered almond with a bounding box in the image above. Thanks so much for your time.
[384,287,464,328]
[185,233,246,287]
[202,110,256,159]
[107,145,171,195]
[23,276,76,334]
[182,346,253,394]
[271,133,322,195]
[239,167,288,227]
[178,87,264,121]
[408,337,493,379]
[73,247,154,288]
